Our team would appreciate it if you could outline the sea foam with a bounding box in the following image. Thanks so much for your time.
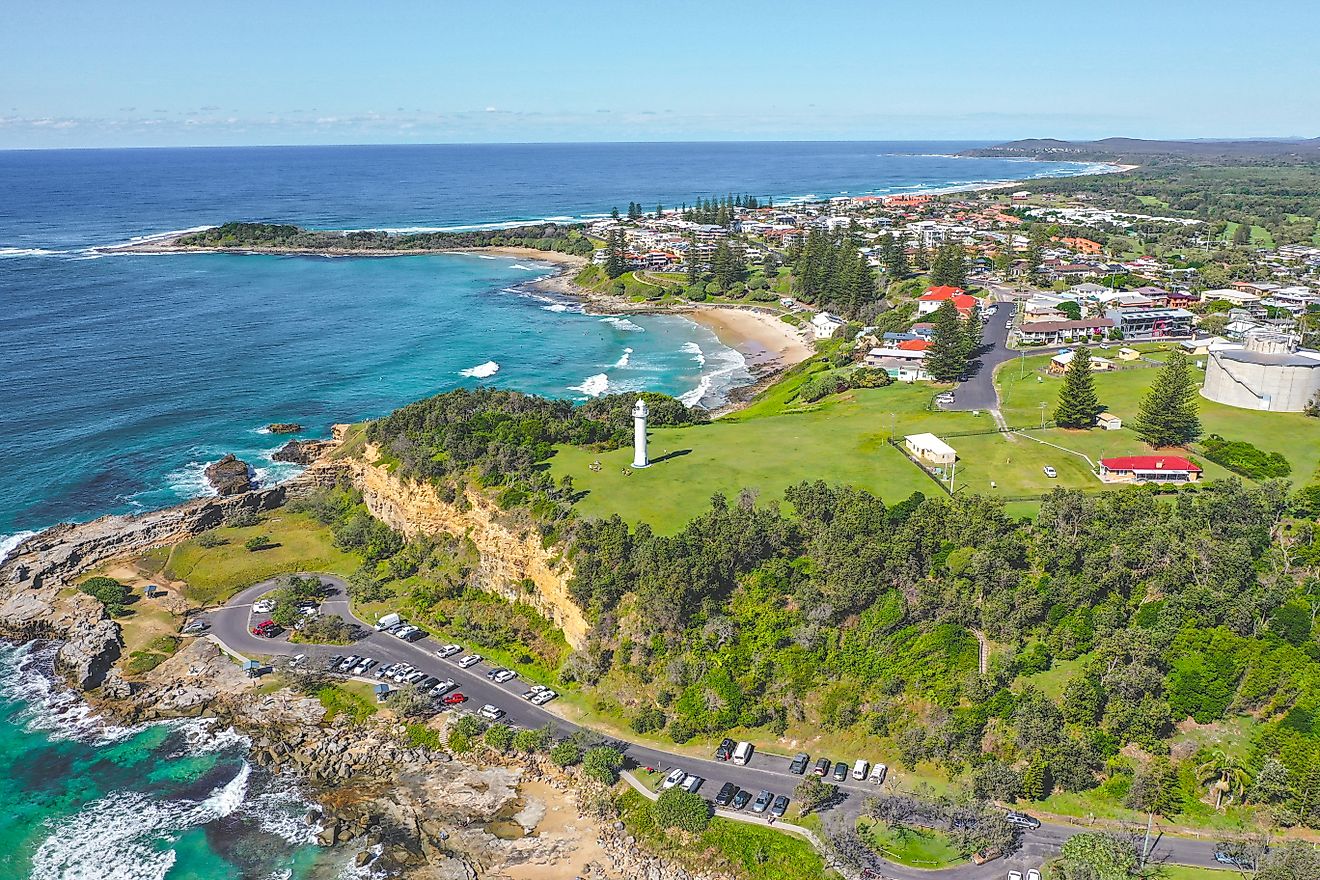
[460,360,500,378]
[614,347,634,368]
[1,529,36,563]
[569,373,609,398]
[600,316,644,332]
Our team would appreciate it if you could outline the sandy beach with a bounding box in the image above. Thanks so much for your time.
[685,305,813,372]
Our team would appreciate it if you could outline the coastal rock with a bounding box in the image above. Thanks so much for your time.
[272,438,336,464]
[205,454,255,495]
[266,422,304,434]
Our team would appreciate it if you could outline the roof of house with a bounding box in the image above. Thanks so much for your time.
[897,339,931,351]
[919,285,967,300]
[905,433,956,456]
[1100,456,1202,472]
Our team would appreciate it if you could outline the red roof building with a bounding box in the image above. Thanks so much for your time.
[917,286,979,316]
[1099,456,1202,484]
[896,339,931,351]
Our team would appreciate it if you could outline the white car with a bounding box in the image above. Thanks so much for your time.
[522,684,548,699]
[531,689,558,705]
[491,669,517,683]
[436,644,463,658]
[431,678,456,694]
[1005,320,1014,329]
[869,762,887,783]
[393,625,419,639]
[661,768,686,789]
[253,599,275,614]
[478,704,505,721]
[1008,872,1023,880]
[1043,466,1058,478]
[1027,871,1042,880]
[682,774,704,793]
[457,654,482,669]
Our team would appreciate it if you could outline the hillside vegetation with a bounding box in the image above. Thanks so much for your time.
[177,221,595,256]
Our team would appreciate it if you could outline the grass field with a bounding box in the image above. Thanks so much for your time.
[616,788,835,880]
[161,511,361,606]
[549,381,984,533]
[316,681,379,723]
[856,818,964,868]
[997,350,1320,484]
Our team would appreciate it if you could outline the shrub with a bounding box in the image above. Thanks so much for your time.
[195,531,226,548]
[244,535,271,552]
[484,723,515,751]
[667,716,696,744]
[79,576,131,616]
[226,511,261,528]
[653,787,710,832]
[1199,434,1291,479]
[550,740,583,767]
[512,728,551,753]
[406,723,442,750]
[582,746,624,784]
[631,705,667,735]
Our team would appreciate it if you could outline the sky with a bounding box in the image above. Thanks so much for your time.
[3,0,1317,149]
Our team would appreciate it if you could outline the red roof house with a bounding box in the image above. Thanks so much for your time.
[897,339,931,351]
[1099,455,1202,484]
[917,286,979,316]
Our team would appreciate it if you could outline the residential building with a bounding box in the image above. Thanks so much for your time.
[917,286,979,316]
[810,312,846,339]
[1099,455,1202,484]
[1105,308,1195,342]
[1016,317,1114,346]
[905,433,956,466]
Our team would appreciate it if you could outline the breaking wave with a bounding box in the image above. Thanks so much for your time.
[459,360,500,378]
[569,373,609,398]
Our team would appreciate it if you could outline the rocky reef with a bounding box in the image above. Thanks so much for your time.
[267,422,304,434]
[205,453,255,495]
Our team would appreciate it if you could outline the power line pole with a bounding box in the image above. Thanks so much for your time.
[1140,811,1154,870]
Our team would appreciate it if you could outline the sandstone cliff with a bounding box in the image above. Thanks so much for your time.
[346,445,589,650]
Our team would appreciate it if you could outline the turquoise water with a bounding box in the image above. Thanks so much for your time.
[0,643,345,880]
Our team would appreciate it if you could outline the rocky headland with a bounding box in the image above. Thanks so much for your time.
[205,453,256,495]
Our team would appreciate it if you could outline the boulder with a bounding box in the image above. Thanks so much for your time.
[272,439,335,464]
[204,454,254,496]
[266,423,304,434]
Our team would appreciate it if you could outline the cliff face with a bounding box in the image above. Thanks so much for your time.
[347,446,588,650]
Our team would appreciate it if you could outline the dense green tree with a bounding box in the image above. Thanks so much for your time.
[1056,832,1139,880]
[653,787,710,832]
[878,232,908,279]
[1232,222,1252,246]
[925,301,969,382]
[1054,346,1103,428]
[930,242,968,288]
[962,304,984,357]
[582,746,624,784]
[1134,351,1202,447]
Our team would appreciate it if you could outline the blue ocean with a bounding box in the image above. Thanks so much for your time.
[0,141,1104,878]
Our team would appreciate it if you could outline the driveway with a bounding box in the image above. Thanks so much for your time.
[192,575,1230,879]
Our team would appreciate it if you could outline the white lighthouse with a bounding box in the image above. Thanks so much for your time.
[631,397,650,468]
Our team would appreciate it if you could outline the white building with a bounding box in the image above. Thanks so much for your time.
[905,433,957,466]
[810,312,846,339]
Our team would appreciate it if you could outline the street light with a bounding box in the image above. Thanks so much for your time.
[1039,401,1048,429]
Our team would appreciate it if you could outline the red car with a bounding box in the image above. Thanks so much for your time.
[250,620,278,638]
[442,692,467,705]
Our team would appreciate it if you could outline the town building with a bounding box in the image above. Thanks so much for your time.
[904,433,956,466]
[1016,317,1114,346]
[1099,455,1202,484]
[1104,308,1196,342]
[810,312,847,339]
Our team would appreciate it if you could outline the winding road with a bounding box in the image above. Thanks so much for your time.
[198,576,1234,880]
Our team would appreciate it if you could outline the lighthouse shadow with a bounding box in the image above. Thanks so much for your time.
[649,449,693,464]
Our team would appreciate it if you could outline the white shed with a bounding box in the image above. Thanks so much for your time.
[904,433,957,466]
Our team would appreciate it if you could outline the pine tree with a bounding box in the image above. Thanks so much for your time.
[925,301,968,382]
[994,235,1014,274]
[684,232,700,285]
[912,238,928,273]
[1232,222,1251,246]
[1135,350,1203,447]
[1026,228,1047,285]
[879,233,908,280]
[610,206,620,221]
[1053,345,1102,428]
[655,203,663,218]
[962,304,984,357]
[604,229,625,278]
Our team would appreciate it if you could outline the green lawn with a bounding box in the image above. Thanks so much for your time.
[997,351,1320,484]
[316,681,379,723]
[162,511,361,606]
[616,788,835,880]
[857,818,965,869]
[549,381,978,533]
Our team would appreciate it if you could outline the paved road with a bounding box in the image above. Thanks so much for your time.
[945,286,1017,414]
[198,576,1231,880]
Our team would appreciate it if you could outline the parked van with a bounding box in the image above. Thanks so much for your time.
[375,612,402,630]
[869,762,887,784]
[732,741,754,766]
[852,759,870,780]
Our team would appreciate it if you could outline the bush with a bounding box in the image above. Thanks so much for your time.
[484,723,515,751]
[513,727,551,753]
[582,746,624,784]
[1199,434,1291,479]
[226,511,261,528]
[244,535,271,552]
[667,716,696,744]
[79,576,131,616]
[550,740,583,767]
[195,531,226,548]
[406,723,442,750]
[653,787,711,832]
[631,705,667,734]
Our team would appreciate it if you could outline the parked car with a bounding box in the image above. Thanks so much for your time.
[394,625,419,640]
[852,759,870,780]
[478,704,505,721]
[441,692,467,706]
[436,644,463,658]
[832,762,848,782]
[714,738,736,761]
[290,654,305,667]
[789,753,810,775]
[972,848,1002,865]
[181,620,209,634]
[530,689,558,705]
[731,789,751,810]
[750,790,773,814]
[770,795,789,817]
[1005,811,1041,830]
[250,620,278,637]
[1005,320,1014,329]
[491,669,517,684]
[732,741,754,766]
[253,599,276,614]
[869,762,887,784]
[682,774,704,793]
[661,768,686,790]
[351,658,376,675]
[813,757,831,777]
[522,684,547,700]
[1027,870,1042,880]
[374,612,402,630]
[714,783,737,807]
[1008,871,1023,880]
[432,678,456,694]
[376,663,398,679]
[1043,466,1058,478]
[1214,851,1257,869]
[457,654,482,669]
[418,676,440,690]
